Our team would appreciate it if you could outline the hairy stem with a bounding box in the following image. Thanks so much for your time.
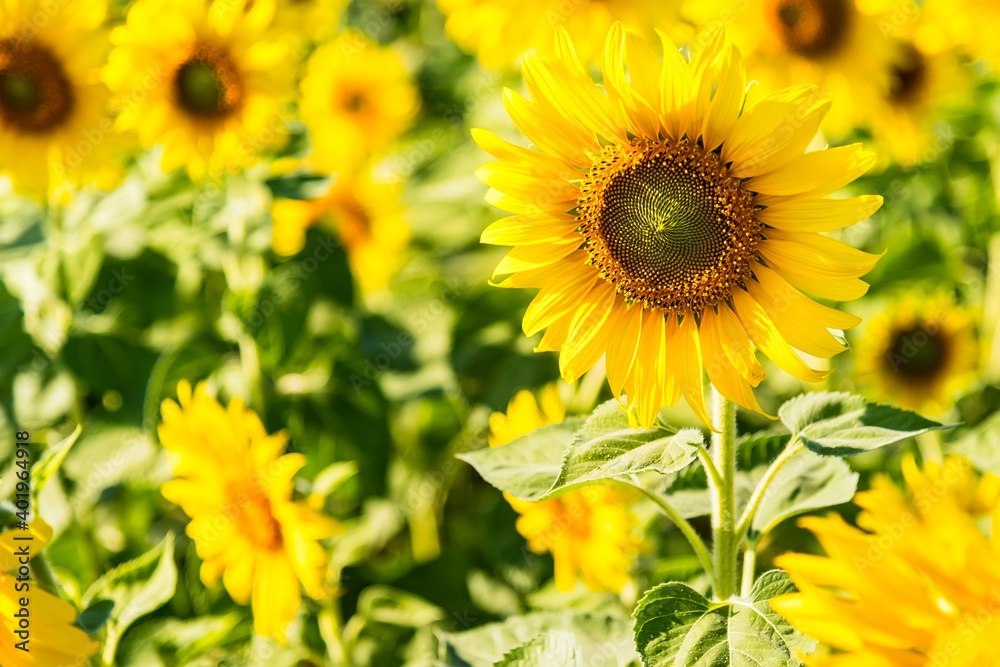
[710,388,738,600]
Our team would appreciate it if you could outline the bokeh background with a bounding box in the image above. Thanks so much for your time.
[1,0,999,665]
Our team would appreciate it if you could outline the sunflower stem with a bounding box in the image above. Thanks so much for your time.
[740,542,757,597]
[710,388,738,600]
[734,439,804,541]
[625,477,714,585]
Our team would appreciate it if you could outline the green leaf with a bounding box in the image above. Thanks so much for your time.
[751,453,859,538]
[456,419,583,500]
[355,585,445,628]
[555,400,702,490]
[436,612,639,667]
[779,392,949,457]
[457,400,702,501]
[74,598,114,634]
[497,631,582,667]
[949,411,1000,474]
[83,532,178,663]
[30,423,82,497]
[633,571,813,667]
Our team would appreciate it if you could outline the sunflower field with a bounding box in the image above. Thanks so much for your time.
[3,0,1000,665]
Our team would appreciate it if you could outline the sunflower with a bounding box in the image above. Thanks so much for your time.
[772,455,1000,666]
[489,384,644,593]
[439,0,687,70]
[299,30,418,174]
[476,25,882,428]
[158,380,339,641]
[271,166,409,294]
[683,0,897,135]
[0,0,122,197]
[103,0,292,179]
[854,293,979,415]
[920,0,1000,70]
[0,519,98,667]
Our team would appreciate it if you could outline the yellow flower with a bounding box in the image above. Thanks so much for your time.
[920,0,1000,70]
[0,519,98,667]
[299,30,418,174]
[772,456,1000,666]
[476,25,882,428]
[0,0,123,197]
[439,0,687,70]
[271,166,410,294]
[489,385,644,593]
[265,0,346,44]
[854,293,979,415]
[683,0,896,135]
[158,380,339,641]
[103,0,292,179]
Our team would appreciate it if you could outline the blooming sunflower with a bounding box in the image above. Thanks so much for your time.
[299,30,418,174]
[854,293,979,415]
[158,380,339,641]
[489,384,644,593]
[0,519,98,667]
[683,0,896,134]
[271,166,409,294]
[0,0,122,197]
[439,0,687,70]
[476,25,882,428]
[772,455,1000,666]
[103,0,292,179]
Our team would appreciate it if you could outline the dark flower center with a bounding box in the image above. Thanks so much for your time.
[0,39,74,134]
[174,43,244,119]
[770,0,851,59]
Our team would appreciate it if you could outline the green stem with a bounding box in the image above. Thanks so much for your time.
[625,479,714,585]
[710,388,738,600]
[916,431,943,465]
[734,439,804,541]
[740,543,757,597]
[320,597,348,665]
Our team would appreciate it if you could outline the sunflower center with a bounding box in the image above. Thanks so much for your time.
[0,39,74,134]
[226,480,284,551]
[886,323,948,380]
[769,0,851,58]
[174,44,244,119]
[578,138,760,314]
[888,45,927,107]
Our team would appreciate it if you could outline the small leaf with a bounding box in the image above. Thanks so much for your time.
[356,585,445,628]
[436,612,638,667]
[458,401,701,501]
[751,454,859,538]
[779,392,949,456]
[83,533,178,663]
[457,419,581,501]
[30,424,82,497]
[74,598,114,634]
[949,412,1000,474]
[633,570,813,667]
[497,631,582,666]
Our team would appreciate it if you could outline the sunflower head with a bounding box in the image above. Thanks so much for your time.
[772,455,1000,665]
[855,293,979,415]
[0,40,74,134]
[488,384,643,593]
[158,380,339,640]
[766,0,851,58]
[476,25,882,428]
[103,0,291,178]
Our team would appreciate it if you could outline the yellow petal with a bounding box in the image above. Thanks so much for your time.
[731,288,826,383]
[481,213,580,245]
[560,282,616,381]
[757,195,883,232]
[699,309,769,417]
[750,144,876,201]
[606,302,643,398]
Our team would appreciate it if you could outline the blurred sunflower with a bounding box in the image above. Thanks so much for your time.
[489,385,644,594]
[0,0,121,197]
[684,0,895,134]
[476,25,882,428]
[103,0,291,179]
[0,519,98,667]
[158,380,339,641]
[867,39,968,166]
[271,166,409,294]
[439,0,687,70]
[920,0,1000,70]
[855,293,979,415]
[299,30,418,174]
[772,456,1000,666]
